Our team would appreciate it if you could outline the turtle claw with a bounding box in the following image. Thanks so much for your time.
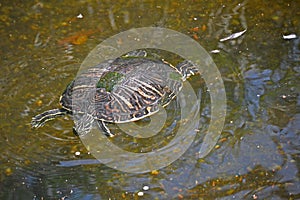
[106,132,115,138]
[96,120,115,137]
[31,117,42,128]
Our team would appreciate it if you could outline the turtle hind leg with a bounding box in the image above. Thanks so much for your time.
[96,120,115,137]
[176,60,199,80]
[31,108,69,128]
[122,50,147,58]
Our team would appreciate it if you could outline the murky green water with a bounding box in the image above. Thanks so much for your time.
[1,0,299,199]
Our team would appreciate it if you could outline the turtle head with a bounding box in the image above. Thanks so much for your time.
[176,60,199,80]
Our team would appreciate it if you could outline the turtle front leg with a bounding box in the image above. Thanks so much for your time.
[73,115,114,137]
[73,113,94,136]
[31,108,69,128]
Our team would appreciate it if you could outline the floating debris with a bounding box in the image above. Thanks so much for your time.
[151,170,159,175]
[143,185,149,191]
[191,26,199,32]
[36,99,43,106]
[34,32,50,47]
[137,191,144,196]
[192,33,199,40]
[76,13,84,19]
[282,33,297,40]
[34,32,42,47]
[210,49,220,54]
[220,29,247,42]
[5,168,13,176]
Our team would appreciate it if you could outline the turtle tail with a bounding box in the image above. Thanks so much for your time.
[31,108,69,128]
[176,60,199,81]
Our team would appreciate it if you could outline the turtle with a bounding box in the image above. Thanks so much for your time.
[31,52,199,137]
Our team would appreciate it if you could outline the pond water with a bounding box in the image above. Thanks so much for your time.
[0,0,299,199]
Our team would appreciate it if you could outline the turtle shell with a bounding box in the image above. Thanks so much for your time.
[60,57,183,123]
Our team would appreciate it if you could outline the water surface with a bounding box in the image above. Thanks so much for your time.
[0,0,299,199]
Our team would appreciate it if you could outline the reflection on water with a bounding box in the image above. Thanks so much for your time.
[0,0,299,199]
